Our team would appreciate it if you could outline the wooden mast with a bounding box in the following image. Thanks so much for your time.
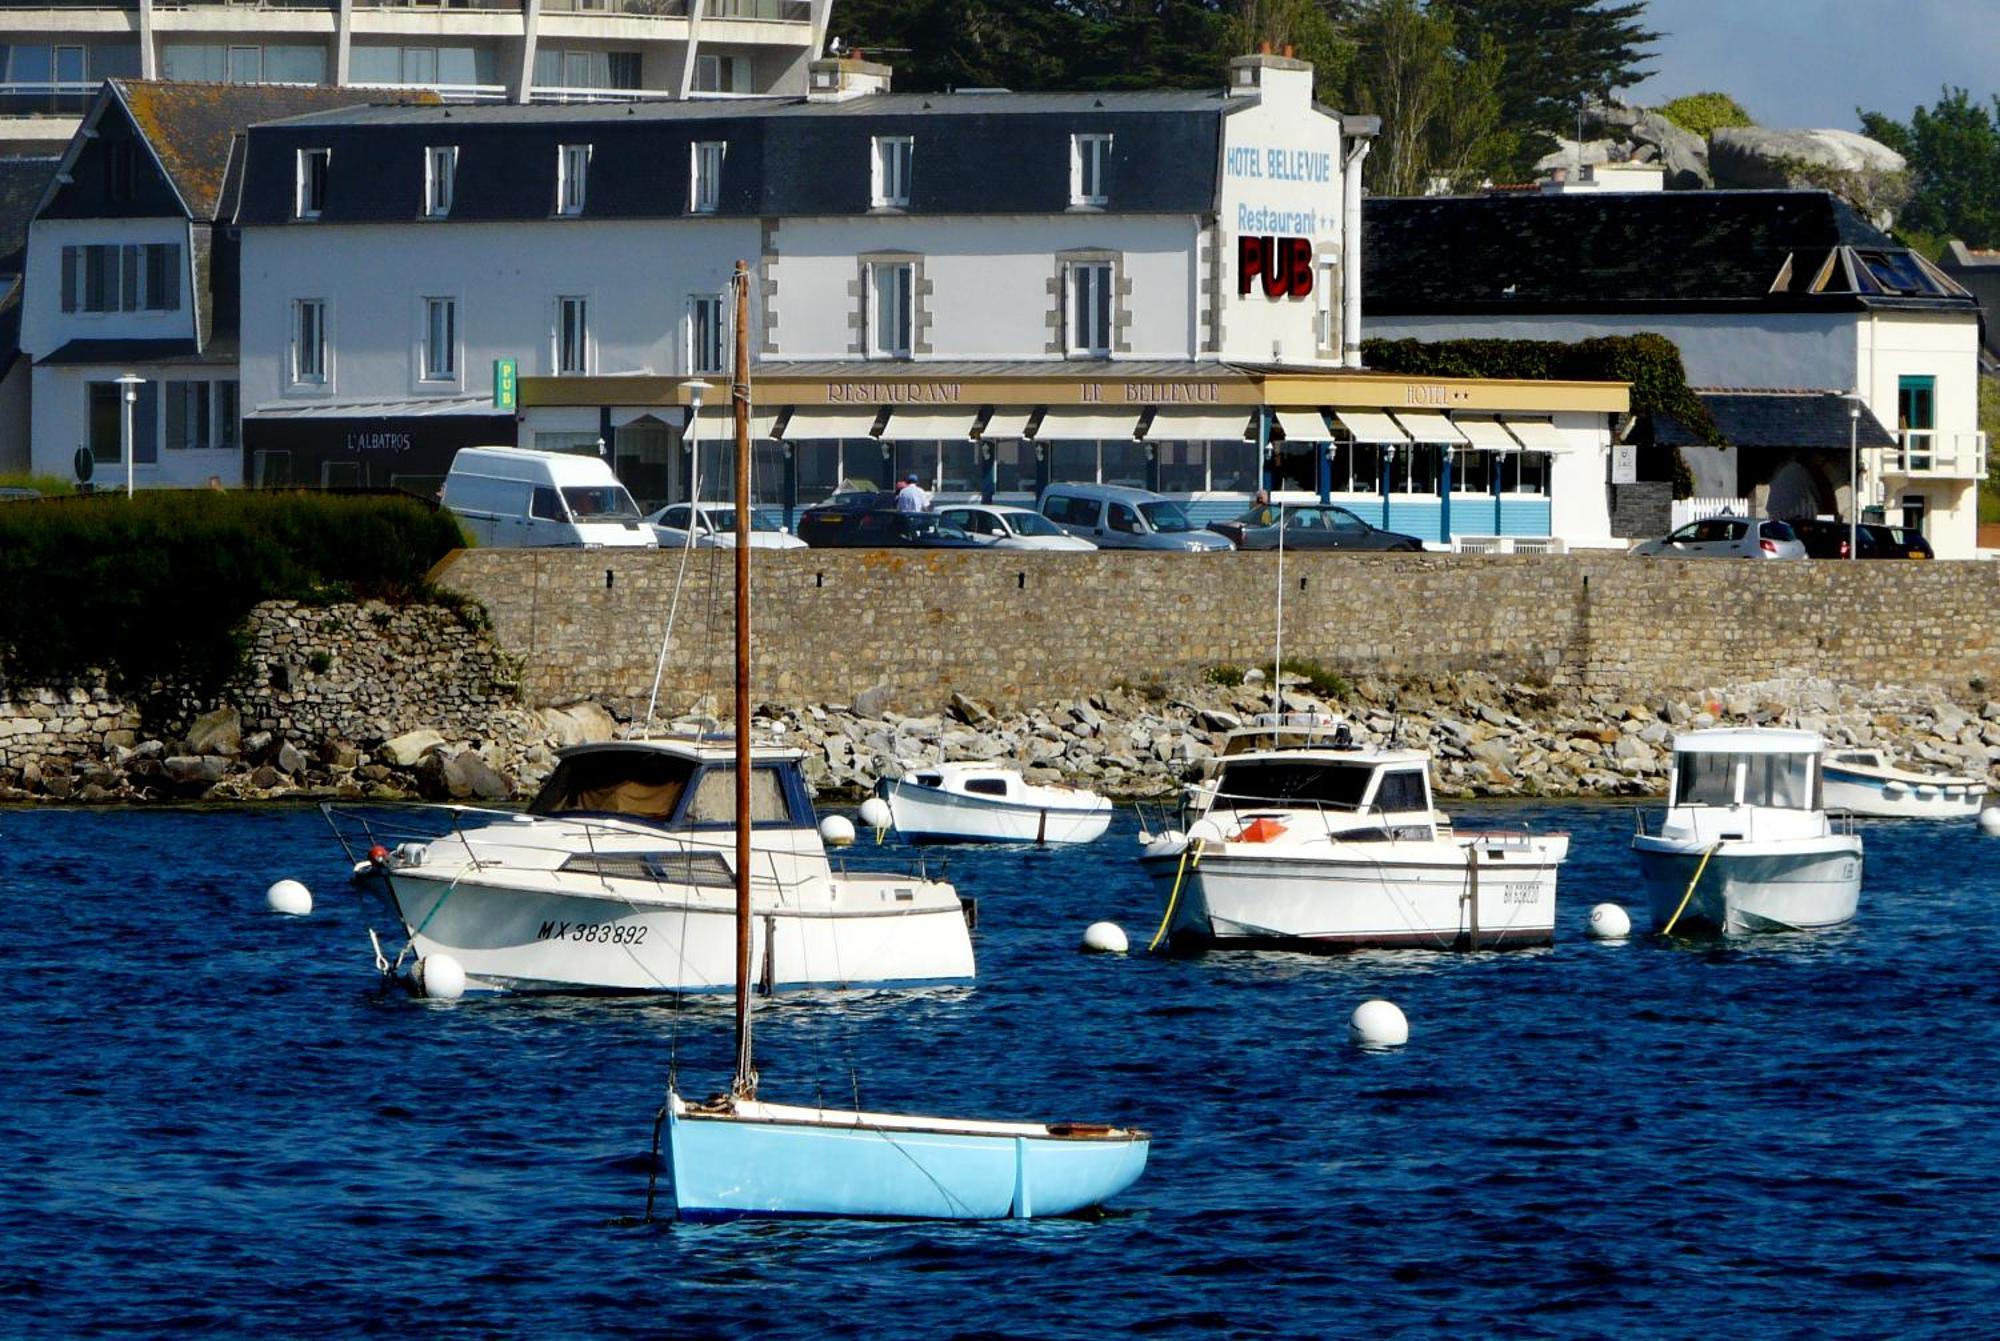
[730,258,755,1100]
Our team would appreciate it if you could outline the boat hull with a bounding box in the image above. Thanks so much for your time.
[1143,835,1567,950]
[362,869,974,994]
[1634,836,1863,934]
[1822,768,1985,820]
[667,1095,1149,1220]
[881,779,1112,845]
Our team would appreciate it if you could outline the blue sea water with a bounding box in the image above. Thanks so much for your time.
[1,801,1996,1339]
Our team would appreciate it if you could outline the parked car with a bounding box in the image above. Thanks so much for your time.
[644,502,806,549]
[440,446,657,549]
[1213,502,1424,552]
[1789,518,1883,560]
[797,506,982,548]
[935,503,1097,551]
[1863,523,1934,559]
[1629,515,1805,559]
[1038,484,1231,552]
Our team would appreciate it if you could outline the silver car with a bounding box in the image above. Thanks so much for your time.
[1038,484,1231,552]
[936,503,1097,551]
[1630,515,1806,559]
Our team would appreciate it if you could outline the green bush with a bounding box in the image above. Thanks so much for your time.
[0,491,466,695]
[1274,657,1351,700]
[1659,92,1754,137]
[1204,664,1246,688]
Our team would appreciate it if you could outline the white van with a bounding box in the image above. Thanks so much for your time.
[440,446,658,549]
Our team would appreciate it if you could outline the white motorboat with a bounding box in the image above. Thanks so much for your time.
[1633,728,1862,935]
[1820,747,1987,820]
[1138,715,1567,951]
[877,761,1113,845]
[326,736,975,994]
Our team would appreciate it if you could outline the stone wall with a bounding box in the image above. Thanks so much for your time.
[436,548,2000,715]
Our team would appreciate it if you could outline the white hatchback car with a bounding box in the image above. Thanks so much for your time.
[644,502,807,549]
[936,503,1098,551]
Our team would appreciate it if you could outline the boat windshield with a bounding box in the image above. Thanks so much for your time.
[1673,751,1816,810]
[530,750,696,821]
[1213,760,1373,811]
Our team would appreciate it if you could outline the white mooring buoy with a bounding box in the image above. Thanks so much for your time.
[1586,902,1632,940]
[414,953,467,1001]
[857,796,893,833]
[1349,999,1409,1049]
[265,879,313,916]
[818,814,857,847]
[1980,807,2000,837]
[1081,921,1129,954]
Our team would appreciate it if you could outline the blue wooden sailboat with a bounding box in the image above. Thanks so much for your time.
[663,263,1148,1222]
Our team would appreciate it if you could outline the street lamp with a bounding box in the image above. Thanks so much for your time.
[1848,393,1861,561]
[115,373,143,498]
[681,379,710,503]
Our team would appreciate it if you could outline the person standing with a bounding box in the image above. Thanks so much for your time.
[896,473,931,511]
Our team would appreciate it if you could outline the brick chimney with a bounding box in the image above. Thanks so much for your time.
[1226,51,1313,104]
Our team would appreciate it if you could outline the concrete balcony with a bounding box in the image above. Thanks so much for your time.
[1880,429,1987,481]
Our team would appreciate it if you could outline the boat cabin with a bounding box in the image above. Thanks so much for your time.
[1206,747,1436,839]
[528,741,818,830]
[908,766,1018,799]
[1667,729,1824,813]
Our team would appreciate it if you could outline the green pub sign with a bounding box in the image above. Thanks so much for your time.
[492,357,518,411]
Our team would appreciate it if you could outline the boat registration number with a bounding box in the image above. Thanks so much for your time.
[536,920,648,945]
[1501,883,1539,905]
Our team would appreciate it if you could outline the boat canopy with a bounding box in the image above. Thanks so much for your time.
[1670,728,1824,755]
[529,745,808,826]
[1673,748,1819,811]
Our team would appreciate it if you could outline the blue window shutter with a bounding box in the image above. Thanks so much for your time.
[61,246,76,311]
[134,381,158,463]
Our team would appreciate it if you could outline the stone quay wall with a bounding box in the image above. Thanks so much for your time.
[437,548,2000,715]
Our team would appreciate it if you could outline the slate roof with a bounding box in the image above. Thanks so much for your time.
[113,80,440,220]
[0,156,57,273]
[0,278,21,382]
[1653,390,1898,450]
[1364,190,1977,316]
[39,337,205,365]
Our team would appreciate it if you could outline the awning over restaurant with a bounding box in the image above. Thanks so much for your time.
[1391,410,1469,444]
[781,409,881,440]
[876,409,979,441]
[1332,409,1410,443]
[1145,408,1257,441]
[1032,409,1144,441]
[1452,416,1519,452]
[979,410,1035,440]
[1498,417,1571,453]
[1272,409,1331,443]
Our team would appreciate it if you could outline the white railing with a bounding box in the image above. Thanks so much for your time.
[1671,496,1749,529]
[348,79,508,101]
[528,84,678,103]
[1880,429,1988,480]
[1453,535,1566,555]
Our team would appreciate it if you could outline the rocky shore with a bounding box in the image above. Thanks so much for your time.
[5,668,1998,809]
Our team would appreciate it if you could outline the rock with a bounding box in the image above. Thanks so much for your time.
[1709,126,1907,223]
[250,765,282,790]
[163,755,228,788]
[276,741,308,776]
[949,691,994,726]
[852,684,893,718]
[242,730,274,759]
[1198,708,1243,733]
[443,749,512,802]
[1632,109,1710,188]
[380,729,446,768]
[539,701,618,747]
[322,736,362,769]
[184,707,242,758]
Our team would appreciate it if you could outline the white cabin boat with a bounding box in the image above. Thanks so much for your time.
[877,762,1113,845]
[326,738,975,994]
[1633,728,1863,935]
[1139,716,1567,950]
[1820,748,1987,820]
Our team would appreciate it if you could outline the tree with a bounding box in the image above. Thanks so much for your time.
[1339,0,1512,195]
[1433,0,1656,175]
[1659,91,1753,137]
[1860,87,2000,250]
[1229,0,1357,101]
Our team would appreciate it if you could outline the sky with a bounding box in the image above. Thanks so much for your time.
[1622,0,2000,131]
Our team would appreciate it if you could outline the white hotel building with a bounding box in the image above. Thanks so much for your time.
[220,52,1624,544]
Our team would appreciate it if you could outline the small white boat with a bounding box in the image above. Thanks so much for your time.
[1633,728,1863,935]
[877,761,1113,845]
[1820,748,1987,819]
[1138,715,1567,951]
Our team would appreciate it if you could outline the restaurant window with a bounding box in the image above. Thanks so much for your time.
[557,144,589,215]
[1209,439,1261,493]
[871,135,912,207]
[1315,258,1340,356]
[991,440,1035,496]
[292,298,326,383]
[690,294,726,375]
[557,295,588,375]
[422,296,456,380]
[1048,441,1095,482]
[1101,439,1147,488]
[1156,441,1205,493]
[868,261,913,358]
[1497,451,1551,496]
[690,140,725,214]
[1066,260,1113,357]
[1070,133,1110,206]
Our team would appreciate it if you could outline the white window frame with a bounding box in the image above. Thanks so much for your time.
[868,261,914,358]
[424,144,457,218]
[1070,133,1111,206]
[689,293,726,375]
[291,298,327,386]
[871,135,912,208]
[1065,260,1112,357]
[690,140,725,214]
[1315,258,1340,356]
[557,143,589,216]
[420,295,457,382]
[296,147,330,219]
[557,294,589,375]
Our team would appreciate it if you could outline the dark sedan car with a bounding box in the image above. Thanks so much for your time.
[1864,523,1934,559]
[797,505,982,548]
[1211,503,1424,552]
[1789,518,1883,559]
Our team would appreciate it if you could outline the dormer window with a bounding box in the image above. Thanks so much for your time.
[424,145,456,218]
[871,135,911,208]
[296,147,329,219]
[557,143,589,216]
[1071,133,1110,206]
[691,140,725,214]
